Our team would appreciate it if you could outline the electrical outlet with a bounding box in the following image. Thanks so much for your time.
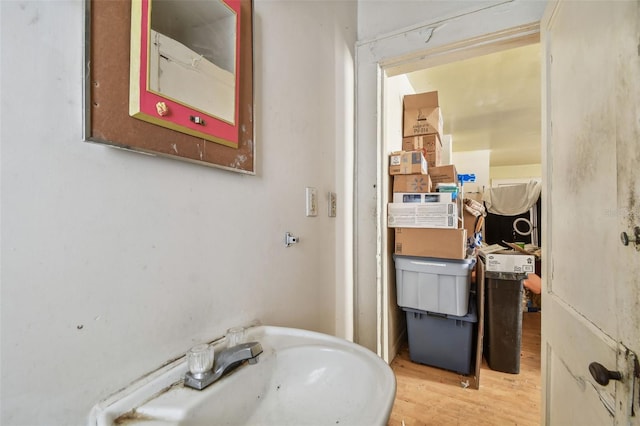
[305,187,318,217]
[328,192,336,217]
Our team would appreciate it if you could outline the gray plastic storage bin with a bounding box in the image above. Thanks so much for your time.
[404,298,477,374]
[393,254,476,316]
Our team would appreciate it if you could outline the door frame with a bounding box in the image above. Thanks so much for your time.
[354,3,544,361]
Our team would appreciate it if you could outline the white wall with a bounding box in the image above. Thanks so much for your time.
[0,1,356,424]
[384,74,414,153]
[357,0,507,41]
[441,134,453,165]
[452,149,491,192]
[490,163,542,181]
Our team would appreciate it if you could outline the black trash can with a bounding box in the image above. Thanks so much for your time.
[483,270,526,374]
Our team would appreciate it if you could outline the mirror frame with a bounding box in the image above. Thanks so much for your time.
[83,0,255,174]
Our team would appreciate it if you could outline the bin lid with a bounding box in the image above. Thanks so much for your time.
[402,296,478,323]
[393,254,476,267]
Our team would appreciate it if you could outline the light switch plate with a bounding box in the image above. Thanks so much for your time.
[305,187,318,217]
[328,192,336,217]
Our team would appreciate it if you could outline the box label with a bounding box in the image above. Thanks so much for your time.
[392,192,452,203]
[388,203,458,229]
[485,254,535,273]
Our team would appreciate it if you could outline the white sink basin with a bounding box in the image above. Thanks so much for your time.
[90,326,396,426]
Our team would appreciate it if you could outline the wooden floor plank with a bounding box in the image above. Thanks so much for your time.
[389,312,541,426]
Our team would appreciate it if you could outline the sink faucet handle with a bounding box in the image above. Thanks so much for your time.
[187,343,214,378]
[226,327,246,347]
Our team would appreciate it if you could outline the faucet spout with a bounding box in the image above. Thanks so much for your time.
[184,341,263,390]
[215,341,263,370]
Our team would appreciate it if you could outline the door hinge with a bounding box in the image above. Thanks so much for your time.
[632,354,640,416]
[618,345,640,418]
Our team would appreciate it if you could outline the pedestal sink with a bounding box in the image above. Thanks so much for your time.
[89,325,396,426]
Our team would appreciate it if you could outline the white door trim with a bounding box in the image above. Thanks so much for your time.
[540,3,557,420]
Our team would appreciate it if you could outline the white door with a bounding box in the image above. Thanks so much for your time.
[542,1,640,424]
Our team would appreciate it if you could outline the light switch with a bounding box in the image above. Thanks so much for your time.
[305,187,318,217]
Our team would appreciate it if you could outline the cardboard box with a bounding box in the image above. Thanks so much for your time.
[394,227,467,260]
[484,252,535,273]
[393,174,432,193]
[422,148,441,169]
[429,164,458,186]
[389,215,457,229]
[389,151,428,175]
[388,202,458,229]
[402,135,423,151]
[463,209,481,241]
[403,91,443,138]
[402,134,442,168]
[389,202,457,217]
[392,192,452,203]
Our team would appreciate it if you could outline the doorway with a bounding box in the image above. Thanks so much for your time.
[382,36,542,365]
[353,6,543,359]
[380,45,544,418]
[353,21,542,362]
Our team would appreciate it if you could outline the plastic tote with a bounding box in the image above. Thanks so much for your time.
[393,255,476,316]
[403,297,478,375]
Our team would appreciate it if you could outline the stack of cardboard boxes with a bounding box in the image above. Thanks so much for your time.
[390,91,478,375]
[388,91,467,260]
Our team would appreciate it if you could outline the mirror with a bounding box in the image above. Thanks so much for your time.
[84,0,254,172]
[130,0,242,147]
[150,0,237,123]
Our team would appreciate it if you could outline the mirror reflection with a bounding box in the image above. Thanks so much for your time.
[149,0,237,124]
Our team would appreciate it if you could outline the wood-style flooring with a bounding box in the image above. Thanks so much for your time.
[389,312,541,426]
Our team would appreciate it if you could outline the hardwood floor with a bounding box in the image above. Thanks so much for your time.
[388,312,541,426]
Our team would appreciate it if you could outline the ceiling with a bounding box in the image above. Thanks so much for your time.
[405,43,541,168]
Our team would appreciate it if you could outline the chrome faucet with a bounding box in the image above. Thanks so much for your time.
[184,341,263,390]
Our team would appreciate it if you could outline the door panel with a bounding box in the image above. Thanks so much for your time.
[542,1,639,424]
[545,298,617,424]
[615,0,640,379]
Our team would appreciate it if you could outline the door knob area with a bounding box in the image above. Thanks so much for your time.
[588,362,622,386]
[620,226,640,248]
